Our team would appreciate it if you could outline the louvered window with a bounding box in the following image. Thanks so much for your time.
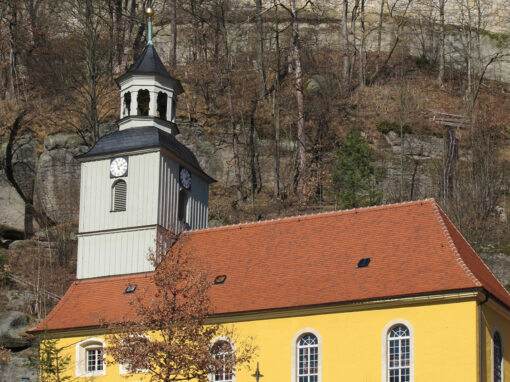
[178,189,188,222]
[494,331,503,382]
[112,180,127,212]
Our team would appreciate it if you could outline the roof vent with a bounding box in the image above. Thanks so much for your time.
[357,258,371,268]
[124,284,137,294]
[214,275,227,285]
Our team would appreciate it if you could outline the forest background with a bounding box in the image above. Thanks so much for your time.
[1,0,510,377]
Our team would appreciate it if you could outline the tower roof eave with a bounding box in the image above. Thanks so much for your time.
[76,127,215,184]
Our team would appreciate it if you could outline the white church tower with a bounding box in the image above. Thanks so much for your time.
[75,7,214,279]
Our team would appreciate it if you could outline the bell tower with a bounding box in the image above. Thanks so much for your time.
[75,7,214,280]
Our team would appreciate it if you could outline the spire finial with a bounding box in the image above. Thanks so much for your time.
[146,4,154,45]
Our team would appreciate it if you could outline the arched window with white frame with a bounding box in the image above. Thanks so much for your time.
[112,180,127,212]
[297,334,319,382]
[211,339,234,382]
[75,338,106,377]
[494,331,503,382]
[291,329,322,382]
[386,324,412,382]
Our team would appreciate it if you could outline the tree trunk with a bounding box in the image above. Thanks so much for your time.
[7,1,19,100]
[249,105,258,197]
[85,0,100,143]
[122,0,137,69]
[255,0,266,99]
[409,160,419,200]
[171,0,178,67]
[274,1,281,197]
[350,1,358,84]
[5,112,55,233]
[375,0,385,74]
[221,14,243,202]
[438,0,445,83]
[341,0,350,85]
[358,0,365,87]
[290,0,306,201]
[442,126,458,202]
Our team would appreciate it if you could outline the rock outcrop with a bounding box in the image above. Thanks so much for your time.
[34,134,89,224]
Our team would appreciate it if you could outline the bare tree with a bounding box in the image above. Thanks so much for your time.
[106,232,255,382]
[278,0,307,201]
[369,0,414,84]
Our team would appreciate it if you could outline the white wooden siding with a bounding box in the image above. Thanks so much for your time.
[79,152,160,233]
[157,155,179,230]
[77,227,156,279]
[77,150,209,279]
[157,155,209,231]
[189,174,209,229]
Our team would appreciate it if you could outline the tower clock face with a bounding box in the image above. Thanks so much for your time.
[110,157,128,178]
[179,167,192,190]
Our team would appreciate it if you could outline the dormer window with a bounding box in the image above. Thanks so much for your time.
[137,89,150,116]
[123,92,131,116]
[157,91,168,120]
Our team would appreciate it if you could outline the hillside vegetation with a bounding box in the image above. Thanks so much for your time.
[1,0,510,346]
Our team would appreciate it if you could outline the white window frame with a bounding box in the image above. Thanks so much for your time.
[381,319,414,382]
[75,337,106,377]
[492,327,504,382]
[291,328,322,382]
[210,336,236,382]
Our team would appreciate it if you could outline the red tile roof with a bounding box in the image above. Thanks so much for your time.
[32,199,510,332]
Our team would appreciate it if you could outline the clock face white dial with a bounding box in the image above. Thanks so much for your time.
[180,168,192,189]
[110,157,128,177]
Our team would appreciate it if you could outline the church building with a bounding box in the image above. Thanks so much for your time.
[30,9,510,382]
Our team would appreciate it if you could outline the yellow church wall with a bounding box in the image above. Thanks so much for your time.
[481,299,510,382]
[47,297,480,382]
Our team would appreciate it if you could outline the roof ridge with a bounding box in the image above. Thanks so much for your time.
[431,202,481,287]
[186,198,436,236]
[76,272,153,284]
[436,204,510,295]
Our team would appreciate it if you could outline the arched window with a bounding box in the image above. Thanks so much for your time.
[112,180,127,212]
[297,334,319,382]
[137,89,150,116]
[494,331,503,382]
[75,338,105,377]
[123,92,131,116]
[212,340,234,382]
[171,97,177,122]
[387,325,411,382]
[178,189,188,223]
[157,91,168,120]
